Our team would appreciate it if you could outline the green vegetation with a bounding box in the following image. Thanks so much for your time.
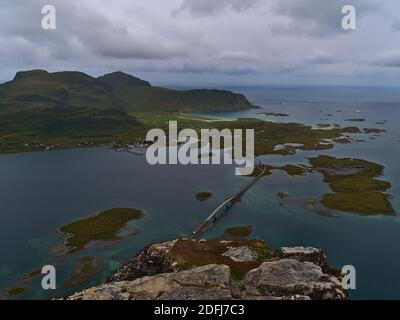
[280,164,309,176]
[195,192,213,202]
[121,87,252,113]
[212,118,359,156]
[0,70,366,157]
[224,225,253,237]
[345,118,365,122]
[333,137,352,144]
[249,165,273,177]
[0,70,251,113]
[137,113,357,158]
[170,239,275,280]
[17,268,41,281]
[6,287,28,296]
[363,128,386,134]
[258,112,289,117]
[322,192,393,215]
[277,192,290,199]
[0,107,145,153]
[0,70,253,154]
[62,257,102,287]
[342,127,362,133]
[59,208,144,254]
[253,156,394,216]
[317,124,331,128]
[309,155,394,215]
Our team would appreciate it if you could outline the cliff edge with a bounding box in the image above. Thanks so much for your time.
[66,238,347,300]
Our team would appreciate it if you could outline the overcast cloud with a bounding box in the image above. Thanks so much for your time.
[0,0,399,86]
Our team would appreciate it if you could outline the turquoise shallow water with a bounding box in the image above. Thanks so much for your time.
[0,86,399,299]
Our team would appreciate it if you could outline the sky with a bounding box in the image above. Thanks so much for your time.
[1,0,400,87]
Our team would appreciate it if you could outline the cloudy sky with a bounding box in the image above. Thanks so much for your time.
[1,0,400,86]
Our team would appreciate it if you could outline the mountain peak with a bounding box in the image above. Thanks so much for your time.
[98,71,151,88]
[13,69,49,81]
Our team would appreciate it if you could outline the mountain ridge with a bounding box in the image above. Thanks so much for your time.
[0,70,254,153]
[0,70,254,113]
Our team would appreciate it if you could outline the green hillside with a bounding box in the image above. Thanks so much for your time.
[0,70,116,111]
[0,108,141,137]
[0,107,143,154]
[97,71,151,94]
[0,69,254,153]
[120,86,252,112]
[0,70,253,113]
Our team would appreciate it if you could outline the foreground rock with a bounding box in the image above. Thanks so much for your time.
[242,259,345,300]
[66,238,347,300]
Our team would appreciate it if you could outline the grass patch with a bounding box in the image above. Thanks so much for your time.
[0,108,363,157]
[280,164,309,176]
[17,268,41,281]
[59,208,144,254]
[363,128,386,134]
[6,287,28,296]
[333,137,352,144]
[62,257,102,287]
[258,112,289,117]
[170,239,274,281]
[195,192,213,202]
[224,225,253,237]
[345,118,365,122]
[322,192,394,216]
[309,155,394,215]
[277,192,290,199]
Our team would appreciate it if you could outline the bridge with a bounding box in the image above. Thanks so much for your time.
[190,164,268,239]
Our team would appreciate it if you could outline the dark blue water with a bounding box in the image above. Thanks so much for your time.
[1,86,399,299]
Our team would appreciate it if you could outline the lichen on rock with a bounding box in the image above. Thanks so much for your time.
[66,238,347,300]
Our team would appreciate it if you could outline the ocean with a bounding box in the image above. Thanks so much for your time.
[0,86,399,299]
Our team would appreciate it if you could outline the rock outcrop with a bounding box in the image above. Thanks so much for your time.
[67,238,347,300]
[69,264,233,300]
[241,259,345,300]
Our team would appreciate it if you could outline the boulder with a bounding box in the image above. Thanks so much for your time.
[241,259,346,300]
[67,238,347,300]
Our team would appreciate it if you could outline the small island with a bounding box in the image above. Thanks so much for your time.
[258,112,289,117]
[5,287,28,297]
[224,225,254,237]
[363,128,386,134]
[62,257,103,287]
[345,118,365,122]
[252,156,394,216]
[195,192,213,202]
[17,268,42,281]
[279,164,310,177]
[317,124,331,128]
[309,155,394,215]
[58,208,145,254]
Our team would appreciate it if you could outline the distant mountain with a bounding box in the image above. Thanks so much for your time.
[0,70,253,113]
[118,87,253,113]
[97,71,151,91]
[0,70,117,111]
[0,70,254,153]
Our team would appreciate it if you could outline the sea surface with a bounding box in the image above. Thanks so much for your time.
[0,86,399,299]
